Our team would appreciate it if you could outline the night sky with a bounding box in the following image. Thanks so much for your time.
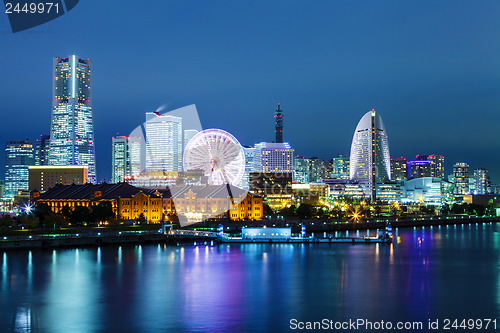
[1,1,499,183]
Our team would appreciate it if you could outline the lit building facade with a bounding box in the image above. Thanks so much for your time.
[35,135,50,166]
[111,136,141,183]
[293,156,309,183]
[160,185,263,221]
[292,183,329,205]
[145,112,183,172]
[34,183,163,223]
[49,56,96,183]
[293,156,327,183]
[307,158,327,182]
[253,142,294,173]
[453,163,469,195]
[29,165,88,191]
[390,157,407,181]
[407,160,432,179]
[5,140,34,198]
[317,179,366,199]
[331,154,350,179]
[127,171,207,188]
[249,172,293,209]
[349,109,391,200]
[402,177,442,206]
[376,181,402,202]
[416,154,445,179]
[238,146,256,190]
[473,168,490,195]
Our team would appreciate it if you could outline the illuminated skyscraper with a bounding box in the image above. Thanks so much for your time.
[294,156,309,183]
[307,158,327,182]
[5,140,34,198]
[416,154,445,179]
[407,160,431,179]
[473,168,490,195]
[145,112,183,172]
[111,136,141,183]
[349,109,391,200]
[35,135,50,166]
[293,156,327,183]
[390,156,407,181]
[453,163,469,195]
[332,154,350,179]
[48,55,96,183]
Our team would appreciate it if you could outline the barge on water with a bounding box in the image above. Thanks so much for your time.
[218,225,393,244]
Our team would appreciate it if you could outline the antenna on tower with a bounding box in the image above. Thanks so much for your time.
[275,103,283,143]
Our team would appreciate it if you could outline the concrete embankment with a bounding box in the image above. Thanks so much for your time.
[0,233,216,251]
[210,216,499,234]
[1,216,497,251]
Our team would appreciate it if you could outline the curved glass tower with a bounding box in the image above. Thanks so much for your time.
[349,109,390,200]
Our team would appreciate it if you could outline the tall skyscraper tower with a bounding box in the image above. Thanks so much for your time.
[145,112,183,172]
[111,136,141,183]
[275,103,283,143]
[5,140,34,198]
[453,163,469,195]
[35,135,50,166]
[48,55,96,183]
[473,168,490,195]
[349,109,391,200]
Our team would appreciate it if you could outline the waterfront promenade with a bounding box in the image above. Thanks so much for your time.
[0,215,496,250]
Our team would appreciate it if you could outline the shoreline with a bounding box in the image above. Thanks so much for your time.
[0,216,497,251]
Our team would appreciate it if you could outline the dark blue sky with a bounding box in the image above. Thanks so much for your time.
[1,1,499,182]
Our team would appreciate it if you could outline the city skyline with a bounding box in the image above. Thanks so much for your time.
[0,1,499,182]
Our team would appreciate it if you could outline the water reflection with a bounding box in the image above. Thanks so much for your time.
[0,226,498,332]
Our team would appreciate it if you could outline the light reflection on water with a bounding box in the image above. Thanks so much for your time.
[0,224,498,332]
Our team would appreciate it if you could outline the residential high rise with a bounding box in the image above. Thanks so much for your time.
[5,140,34,198]
[254,142,294,173]
[453,163,469,195]
[111,136,141,183]
[307,157,327,182]
[35,135,50,166]
[275,103,283,143]
[145,112,183,172]
[390,156,407,181]
[293,156,327,183]
[407,160,431,179]
[349,109,391,200]
[48,55,96,183]
[416,154,445,179]
[332,155,350,179]
[473,168,490,195]
[294,156,309,183]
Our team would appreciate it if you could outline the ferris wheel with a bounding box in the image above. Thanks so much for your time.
[183,129,245,186]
